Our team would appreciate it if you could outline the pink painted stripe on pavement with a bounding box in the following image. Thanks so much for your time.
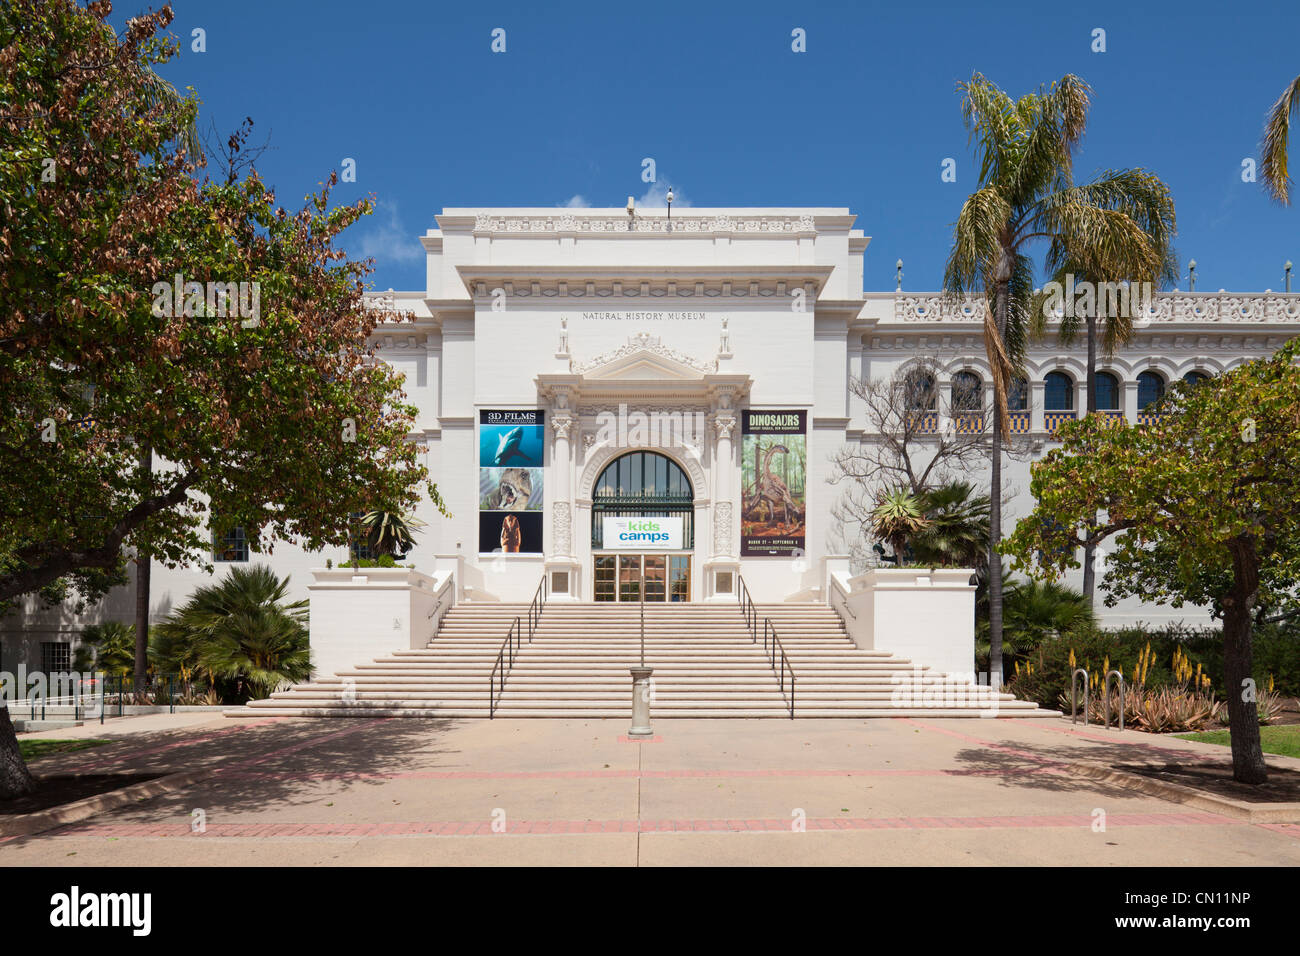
[214,765,1069,782]
[52,810,1239,839]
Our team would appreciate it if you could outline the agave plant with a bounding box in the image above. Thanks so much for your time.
[358,509,425,559]
[153,565,311,701]
[870,487,928,561]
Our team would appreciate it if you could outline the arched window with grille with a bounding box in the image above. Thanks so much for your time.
[1138,370,1166,410]
[951,370,983,412]
[1044,371,1074,411]
[1094,371,1120,411]
[591,451,694,549]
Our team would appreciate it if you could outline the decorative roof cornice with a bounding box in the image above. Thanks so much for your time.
[880,292,1300,327]
[466,212,818,236]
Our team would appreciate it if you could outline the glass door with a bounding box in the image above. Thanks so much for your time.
[668,556,690,602]
[618,555,643,602]
[594,555,616,602]
[643,556,667,601]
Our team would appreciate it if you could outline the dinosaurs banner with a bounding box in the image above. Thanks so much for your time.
[740,410,807,556]
[479,409,545,554]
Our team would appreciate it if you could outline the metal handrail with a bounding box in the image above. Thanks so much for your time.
[527,573,548,642]
[489,618,522,719]
[762,619,796,719]
[737,574,758,643]
[490,575,548,718]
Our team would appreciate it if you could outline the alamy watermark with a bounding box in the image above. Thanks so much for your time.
[151,274,261,328]
[1041,274,1154,322]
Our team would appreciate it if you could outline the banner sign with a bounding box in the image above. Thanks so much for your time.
[479,410,544,554]
[601,516,684,551]
[740,410,807,556]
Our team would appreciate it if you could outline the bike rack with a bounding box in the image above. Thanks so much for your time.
[1103,670,1126,731]
[1070,668,1089,725]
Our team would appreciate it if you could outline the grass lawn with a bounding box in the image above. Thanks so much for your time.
[17,739,110,762]
[1177,725,1300,758]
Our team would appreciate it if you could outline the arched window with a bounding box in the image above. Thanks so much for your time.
[1094,371,1120,411]
[592,451,694,549]
[1044,371,1074,411]
[1137,370,1166,410]
[1008,376,1029,412]
[951,371,983,412]
[903,370,937,411]
[1182,370,1210,387]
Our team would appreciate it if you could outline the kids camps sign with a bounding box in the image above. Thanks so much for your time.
[740,410,807,557]
[479,409,544,554]
[601,516,684,551]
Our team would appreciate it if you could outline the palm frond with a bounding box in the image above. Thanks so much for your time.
[1261,73,1300,205]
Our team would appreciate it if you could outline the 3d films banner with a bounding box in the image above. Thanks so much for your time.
[478,410,544,554]
[740,410,807,557]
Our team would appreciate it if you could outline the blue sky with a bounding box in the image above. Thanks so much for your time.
[144,0,1299,295]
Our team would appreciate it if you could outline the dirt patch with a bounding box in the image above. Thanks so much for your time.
[0,774,163,816]
[1117,761,1300,804]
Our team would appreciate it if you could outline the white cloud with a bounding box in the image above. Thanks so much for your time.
[561,194,590,208]
[355,201,422,265]
[637,180,689,208]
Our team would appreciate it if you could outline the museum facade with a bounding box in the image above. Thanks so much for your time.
[5,205,1300,676]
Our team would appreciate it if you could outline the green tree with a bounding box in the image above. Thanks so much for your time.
[1003,340,1300,783]
[1261,73,1300,205]
[1040,178,1178,607]
[153,565,311,701]
[944,71,1174,686]
[0,1,437,796]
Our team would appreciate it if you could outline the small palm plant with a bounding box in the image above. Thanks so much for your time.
[870,487,928,561]
[912,481,991,569]
[73,621,136,674]
[153,564,311,701]
[358,509,425,559]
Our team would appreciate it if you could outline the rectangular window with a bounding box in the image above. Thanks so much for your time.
[41,641,71,674]
[213,525,249,562]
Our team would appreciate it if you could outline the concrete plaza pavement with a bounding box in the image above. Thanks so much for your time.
[2,713,1299,866]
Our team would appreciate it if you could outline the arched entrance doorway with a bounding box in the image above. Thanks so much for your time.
[591,450,693,602]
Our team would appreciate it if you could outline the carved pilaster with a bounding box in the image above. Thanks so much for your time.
[713,501,733,557]
[552,500,572,558]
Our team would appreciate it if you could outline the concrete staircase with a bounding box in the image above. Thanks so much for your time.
[235,602,1050,718]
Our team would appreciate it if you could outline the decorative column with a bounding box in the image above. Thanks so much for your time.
[551,413,573,558]
[1029,380,1045,435]
[546,387,580,599]
[704,400,741,601]
[712,414,736,559]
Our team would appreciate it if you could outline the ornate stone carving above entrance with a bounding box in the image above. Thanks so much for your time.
[570,333,718,376]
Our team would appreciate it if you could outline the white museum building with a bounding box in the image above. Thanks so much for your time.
[5,205,1300,707]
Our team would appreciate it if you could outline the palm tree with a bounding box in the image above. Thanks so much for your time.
[1261,74,1300,205]
[1042,178,1178,607]
[870,487,928,561]
[73,621,136,674]
[944,72,1172,687]
[358,509,425,560]
[153,565,311,701]
[912,481,991,569]
[977,572,1095,672]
